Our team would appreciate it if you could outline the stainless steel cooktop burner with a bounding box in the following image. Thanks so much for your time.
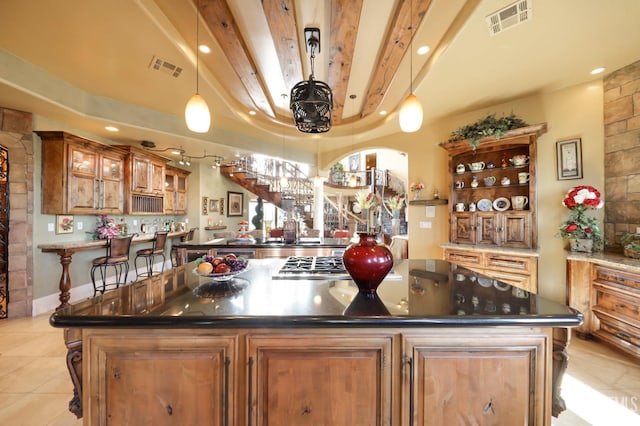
[273,256,349,279]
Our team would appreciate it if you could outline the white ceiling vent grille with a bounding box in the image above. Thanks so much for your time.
[486,0,532,36]
[149,56,183,78]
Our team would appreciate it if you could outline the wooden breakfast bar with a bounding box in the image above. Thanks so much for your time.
[38,231,188,309]
[50,258,582,425]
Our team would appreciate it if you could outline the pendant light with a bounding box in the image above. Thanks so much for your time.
[185,0,211,133]
[399,0,423,133]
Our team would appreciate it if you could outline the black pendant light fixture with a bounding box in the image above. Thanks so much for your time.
[290,27,333,133]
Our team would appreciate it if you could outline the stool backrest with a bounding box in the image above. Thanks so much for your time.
[186,227,198,241]
[153,231,169,251]
[108,235,134,258]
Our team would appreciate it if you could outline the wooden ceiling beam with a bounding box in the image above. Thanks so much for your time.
[327,0,364,125]
[262,0,302,95]
[199,0,275,118]
[361,0,432,118]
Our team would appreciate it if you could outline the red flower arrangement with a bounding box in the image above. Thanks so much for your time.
[558,185,604,250]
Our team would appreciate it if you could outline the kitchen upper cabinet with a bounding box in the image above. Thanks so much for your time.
[38,131,126,215]
[164,165,190,215]
[122,147,169,214]
[246,333,393,426]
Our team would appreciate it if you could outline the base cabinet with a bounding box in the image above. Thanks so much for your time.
[76,327,558,425]
[247,334,393,426]
[403,331,550,425]
[444,246,538,293]
[84,333,237,425]
[567,257,640,359]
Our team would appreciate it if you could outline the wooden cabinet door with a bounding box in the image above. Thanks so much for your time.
[67,145,98,213]
[247,334,393,426]
[176,172,188,213]
[403,331,549,425]
[151,160,165,194]
[98,153,124,213]
[451,213,477,244]
[85,332,236,426]
[500,211,532,248]
[477,212,498,245]
[132,156,150,193]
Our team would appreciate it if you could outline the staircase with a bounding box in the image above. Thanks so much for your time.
[220,155,407,235]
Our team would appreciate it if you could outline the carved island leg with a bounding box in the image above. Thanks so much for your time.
[64,328,83,419]
[552,327,570,417]
[56,249,74,310]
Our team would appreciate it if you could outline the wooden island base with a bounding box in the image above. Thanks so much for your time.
[53,259,580,425]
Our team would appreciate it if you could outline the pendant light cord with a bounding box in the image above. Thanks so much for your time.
[409,0,413,95]
[195,0,200,94]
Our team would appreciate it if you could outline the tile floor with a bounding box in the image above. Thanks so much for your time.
[0,313,638,425]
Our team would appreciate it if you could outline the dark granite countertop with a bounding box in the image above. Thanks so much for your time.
[50,259,582,329]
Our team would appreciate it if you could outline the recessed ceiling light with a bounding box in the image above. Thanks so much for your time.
[379,110,388,116]
[590,67,605,75]
[105,126,119,132]
[417,45,430,55]
[248,110,256,116]
[198,44,211,54]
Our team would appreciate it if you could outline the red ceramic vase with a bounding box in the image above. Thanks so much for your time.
[343,232,393,294]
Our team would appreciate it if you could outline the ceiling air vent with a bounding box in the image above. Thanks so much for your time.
[486,0,532,36]
[149,56,183,78]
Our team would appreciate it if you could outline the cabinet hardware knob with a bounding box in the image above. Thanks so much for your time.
[166,404,173,415]
[483,399,495,414]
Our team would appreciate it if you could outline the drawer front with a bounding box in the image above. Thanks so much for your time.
[485,253,533,274]
[594,286,640,323]
[444,249,482,267]
[592,309,640,352]
[594,266,640,291]
[481,269,532,293]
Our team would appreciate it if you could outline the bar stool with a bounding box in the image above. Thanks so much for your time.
[90,235,135,296]
[135,231,169,280]
[171,227,198,267]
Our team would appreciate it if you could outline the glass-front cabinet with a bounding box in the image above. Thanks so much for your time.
[39,131,126,215]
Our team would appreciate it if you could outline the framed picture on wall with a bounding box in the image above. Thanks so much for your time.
[219,198,225,215]
[202,197,208,215]
[348,153,360,172]
[209,198,219,213]
[56,215,74,234]
[556,138,583,180]
[227,191,243,217]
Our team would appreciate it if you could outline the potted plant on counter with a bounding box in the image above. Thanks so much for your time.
[557,185,604,252]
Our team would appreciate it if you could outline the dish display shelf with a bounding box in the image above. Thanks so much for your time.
[440,124,547,249]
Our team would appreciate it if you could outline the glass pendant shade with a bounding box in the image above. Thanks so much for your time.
[399,93,423,133]
[280,175,289,188]
[185,93,211,133]
[348,174,357,187]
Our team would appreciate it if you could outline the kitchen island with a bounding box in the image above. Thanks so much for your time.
[50,258,581,425]
[172,237,351,263]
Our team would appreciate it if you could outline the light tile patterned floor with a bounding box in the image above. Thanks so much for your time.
[0,313,638,425]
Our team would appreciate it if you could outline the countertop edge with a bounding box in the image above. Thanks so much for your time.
[50,314,583,329]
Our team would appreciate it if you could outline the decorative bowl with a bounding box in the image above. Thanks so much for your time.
[193,262,249,281]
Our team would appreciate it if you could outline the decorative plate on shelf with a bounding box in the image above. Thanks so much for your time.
[477,199,493,212]
[493,197,511,211]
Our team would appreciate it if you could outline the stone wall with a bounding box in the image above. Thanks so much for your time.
[0,107,34,318]
[604,59,640,247]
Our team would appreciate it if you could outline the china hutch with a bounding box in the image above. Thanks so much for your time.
[439,123,547,293]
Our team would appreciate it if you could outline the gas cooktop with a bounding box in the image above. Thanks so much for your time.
[273,256,350,280]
